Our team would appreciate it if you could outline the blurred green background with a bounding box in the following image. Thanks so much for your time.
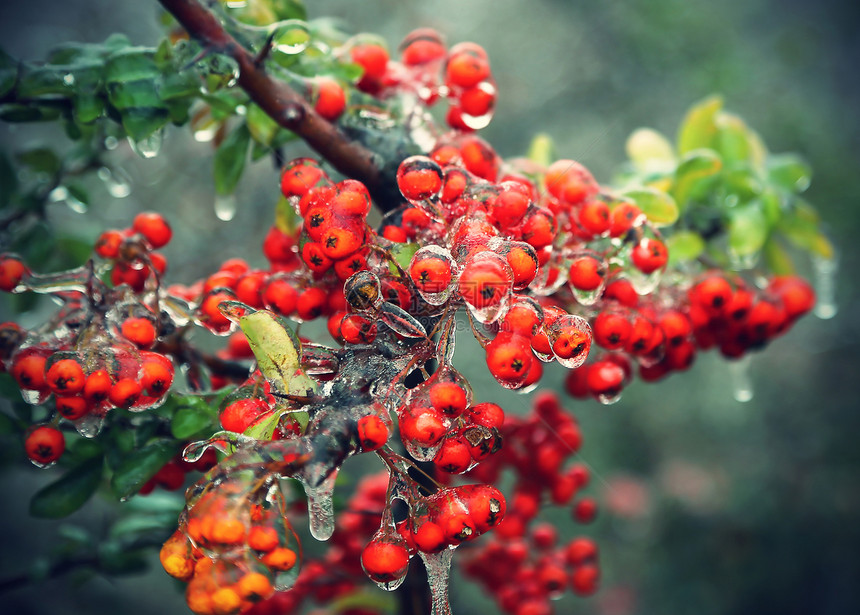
[1,1,859,614]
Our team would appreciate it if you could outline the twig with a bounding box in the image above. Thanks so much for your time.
[158,0,390,206]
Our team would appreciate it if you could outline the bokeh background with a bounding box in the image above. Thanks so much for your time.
[1,1,859,614]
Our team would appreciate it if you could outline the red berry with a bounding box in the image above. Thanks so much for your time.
[220,398,270,433]
[573,497,598,523]
[313,77,346,121]
[121,316,157,348]
[25,425,65,466]
[631,237,668,274]
[361,537,410,584]
[0,255,28,292]
[11,351,48,391]
[280,158,326,199]
[56,395,89,420]
[109,378,143,408]
[568,255,605,292]
[433,436,473,474]
[133,212,172,248]
[83,369,113,404]
[410,252,453,294]
[46,358,86,396]
[397,156,443,201]
[94,230,124,259]
[357,415,389,451]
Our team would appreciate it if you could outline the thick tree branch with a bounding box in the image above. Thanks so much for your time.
[158,0,387,203]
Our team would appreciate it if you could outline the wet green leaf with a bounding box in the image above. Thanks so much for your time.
[389,242,419,274]
[16,147,61,175]
[0,49,18,97]
[763,238,795,275]
[107,80,165,110]
[728,201,769,258]
[714,112,767,169]
[110,439,181,500]
[214,122,251,196]
[105,48,159,83]
[29,456,104,519]
[171,397,217,440]
[768,153,812,193]
[239,310,317,397]
[622,187,679,226]
[671,149,722,208]
[247,103,279,147]
[677,95,722,155]
[626,127,675,172]
[120,107,169,141]
[275,195,300,234]
[666,231,705,265]
[0,103,63,122]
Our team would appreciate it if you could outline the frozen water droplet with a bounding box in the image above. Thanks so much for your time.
[199,54,240,93]
[63,73,75,86]
[225,0,248,7]
[49,186,87,213]
[419,548,455,615]
[214,194,237,221]
[97,166,131,198]
[546,314,592,369]
[129,130,163,158]
[728,354,754,403]
[302,471,337,541]
[812,253,838,319]
[103,136,119,150]
[271,20,311,55]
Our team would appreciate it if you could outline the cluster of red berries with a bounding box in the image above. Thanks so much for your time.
[95,211,172,292]
[2,228,179,465]
[396,367,503,476]
[460,392,600,614]
[161,444,309,615]
[348,29,497,131]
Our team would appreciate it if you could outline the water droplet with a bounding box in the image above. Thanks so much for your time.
[97,166,131,198]
[198,54,240,93]
[214,194,237,221]
[812,253,838,319]
[63,73,75,86]
[302,471,337,541]
[48,186,87,213]
[271,20,311,55]
[225,0,248,7]
[728,354,754,403]
[128,129,163,158]
[103,136,119,150]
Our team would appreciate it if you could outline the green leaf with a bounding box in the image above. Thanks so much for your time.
[677,95,722,155]
[714,112,767,169]
[722,166,763,201]
[158,71,201,101]
[526,133,555,168]
[621,187,679,226]
[0,412,21,435]
[626,127,675,172]
[171,397,217,440]
[239,310,317,397]
[272,0,308,20]
[727,201,769,259]
[275,195,299,234]
[107,80,165,110]
[105,48,159,84]
[29,456,104,519]
[763,238,795,275]
[0,151,19,206]
[15,65,74,98]
[0,49,18,97]
[16,148,61,175]
[247,103,279,147]
[244,411,282,441]
[74,92,105,124]
[213,122,251,196]
[768,153,811,193]
[109,439,181,500]
[671,149,722,208]
[389,242,419,274]
[0,103,62,122]
[120,107,169,141]
[666,231,705,265]
[776,205,834,260]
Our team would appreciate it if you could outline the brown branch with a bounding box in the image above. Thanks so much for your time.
[158,0,388,204]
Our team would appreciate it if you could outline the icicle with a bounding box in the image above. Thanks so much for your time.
[728,354,754,403]
[812,253,838,320]
[302,470,338,541]
[419,548,455,615]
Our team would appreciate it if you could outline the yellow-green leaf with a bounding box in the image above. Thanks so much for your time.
[763,238,795,275]
[677,95,722,155]
[714,112,767,169]
[666,231,705,265]
[728,201,768,259]
[626,127,676,173]
[622,187,679,227]
[239,310,317,397]
[671,148,722,209]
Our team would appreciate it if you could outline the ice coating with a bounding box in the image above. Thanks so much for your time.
[812,252,838,319]
[420,548,455,615]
